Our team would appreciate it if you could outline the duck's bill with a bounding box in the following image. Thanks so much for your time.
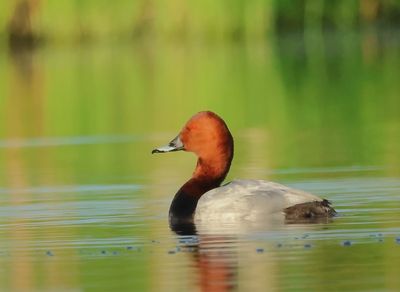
[152,145,182,153]
[152,135,184,154]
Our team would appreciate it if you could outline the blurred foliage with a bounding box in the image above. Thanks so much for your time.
[1,31,399,174]
[1,0,400,46]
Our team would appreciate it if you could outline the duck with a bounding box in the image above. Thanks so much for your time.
[152,111,336,226]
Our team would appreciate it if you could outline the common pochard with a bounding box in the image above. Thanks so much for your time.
[152,111,336,225]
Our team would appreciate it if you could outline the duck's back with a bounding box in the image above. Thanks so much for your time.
[194,179,329,222]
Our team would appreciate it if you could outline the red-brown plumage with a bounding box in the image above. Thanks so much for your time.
[169,111,234,222]
[180,111,233,181]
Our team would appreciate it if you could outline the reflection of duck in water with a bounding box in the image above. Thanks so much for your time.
[153,111,336,231]
[179,235,238,292]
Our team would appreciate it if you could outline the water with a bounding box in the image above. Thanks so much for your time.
[1,31,400,291]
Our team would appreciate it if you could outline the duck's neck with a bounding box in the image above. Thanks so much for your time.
[169,151,233,222]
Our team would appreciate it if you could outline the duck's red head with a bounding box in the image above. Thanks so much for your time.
[152,111,234,224]
[153,111,234,181]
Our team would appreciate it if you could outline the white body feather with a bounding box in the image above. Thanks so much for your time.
[194,179,322,223]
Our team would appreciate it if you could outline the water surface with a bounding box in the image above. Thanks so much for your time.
[1,31,400,291]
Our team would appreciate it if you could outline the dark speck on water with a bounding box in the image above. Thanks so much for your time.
[342,240,352,247]
[179,237,198,245]
[304,244,312,249]
[126,246,133,250]
[396,237,400,244]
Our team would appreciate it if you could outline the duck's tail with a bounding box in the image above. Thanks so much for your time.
[284,199,337,222]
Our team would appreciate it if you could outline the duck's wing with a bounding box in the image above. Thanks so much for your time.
[195,179,324,221]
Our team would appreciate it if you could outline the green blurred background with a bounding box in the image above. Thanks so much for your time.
[1,1,400,291]
[1,0,400,171]
[2,0,400,44]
